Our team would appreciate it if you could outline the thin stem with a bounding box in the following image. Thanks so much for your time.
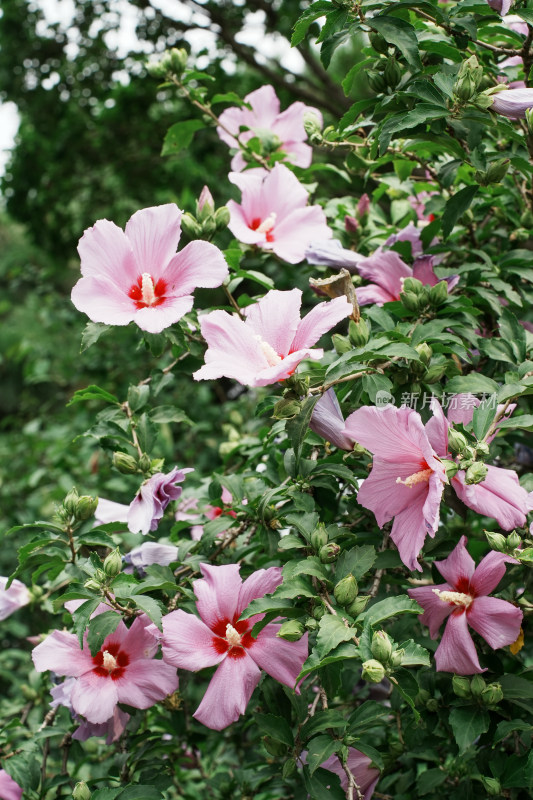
[122,401,143,459]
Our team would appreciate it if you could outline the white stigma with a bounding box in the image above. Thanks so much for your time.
[225,623,243,647]
[433,588,473,608]
[102,650,118,672]
[254,335,282,367]
[141,273,156,306]
[256,212,277,234]
[396,468,433,488]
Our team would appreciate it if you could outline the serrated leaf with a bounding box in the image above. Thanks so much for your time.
[348,700,390,731]
[87,610,122,656]
[398,639,431,667]
[442,185,479,239]
[316,615,356,658]
[80,321,112,351]
[240,596,295,620]
[68,384,119,406]
[360,595,422,627]
[273,575,315,598]
[133,595,165,629]
[161,120,204,155]
[494,719,533,743]
[418,768,447,794]
[306,734,339,775]
[445,374,499,395]
[498,414,533,431]
[369,15,421,70]
[149,406,193,425]
[286,395,320,466]
[72,598,102,647]
[449,706,489,752]
[335,545,376,582]
[291,0,333,47]
[301,709,347,740]
[472,396,497,440]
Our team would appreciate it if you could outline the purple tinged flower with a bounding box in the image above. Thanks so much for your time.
[305,239,363,271]
[490,88,533,118]
[33,615,178,724]
[310,389,353,451]
[487,0,512,15]
[193,288,351,387]
[217,85,321,171]
[0,770,22,800]
[227,164,332,264]
[162,563,308,730]
[320,748,380,799]
[71,204,228,334]
[126,541,179,570]
[197,185,214,214]
[50,677,130,744]
[0,577,30,620]
[343,405,448,571]
[357,193,371,219]
[408,536,522,674]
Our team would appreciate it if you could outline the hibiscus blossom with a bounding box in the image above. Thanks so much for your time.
[227,164,332,264]
[0,770,22,800]
[193,288,351,387]
[343,405,448,571]
[50,677,130,744]
[309,389,353,451]
[32,614,178,724]
[161,563,308,730]
[0,577,30,620]
[319,748,380,799]
[71,204,228,334]
[408,536,522,673]
[217,84,321,171]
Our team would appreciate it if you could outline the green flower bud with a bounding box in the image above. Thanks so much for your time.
[485,531,507,552]
[145,57,169,79]
[367,70,387,93]
[416,689,430,705]
[311,524,328,552]
[400,291,421,312]
[277,620,305,642]
[520,209,533,227]
[169,47,188,74]
[138,453,152,473]
[470,674,486,697]
[369,32,389,55]
[319,543,341,563]
[332,333,352,355]
[346,595,370,617]
[215,206,231,230]
[64,488,79,516]
[371,630,393,663]
[447,428,469,455]
[426,698,439,712]
[83,578,102,591]
[113,451,138,474]
[485,158,510,184]
[180,212,202,239]
[333,575,358,607]
[282,758,297,779]
[452,675,472,698]
[305,617,318,631]
[526,107,533,136]
[262,736,287,757]
[429,280,449,307]
[390,648,404,667]
[349,317,370,348]
[361,659,386,683]
[197,185,215,220]
[73,782,91,800]
[441,458,459,480]
[474,442,490,459]
[75,495,98,521]
[273,398,301,420]
[465,461,489,485]
[480,776,501,796]
[424,363,447,383]
[313,604,326,620]
[481,682,503,705]
[507,531,521,550]
[384,57,402,88]
[103,548,122,578]
[454,73,477,102]
[303,110,323,137]
[402,277,424,295]
[415,343,432,365]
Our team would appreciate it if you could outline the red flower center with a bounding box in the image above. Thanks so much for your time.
[92,642,129,680]
[249,213,276,242]
[128,272,168,309]
[211,617,255,659]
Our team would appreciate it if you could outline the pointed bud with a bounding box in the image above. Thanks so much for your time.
[507,531,521,550]
[84,579,102,591]
[452,675,472,698]
[415,343,432,365]
[75,495,98,521]
[371,630,393,663]
[481,682,503,705]
[390,648,404,667]
[485,159,510,184]
[215,206,231,230]
[344,215,358,233]
[334,575,358,607]
[384,57,402,88]
[113,451,138,474]
[357,193,370,219]
[367,70,387,93]
[400,290,421,312]
[465,461,489,485]
[429,280,449,307]
[305,617,318,631]
[426,698,439,712]
[103,548,122,578]
[138,454,152,473]
[361,659,386,683]
[319,543,341,563]
[440,459,458,480]
[470,674,486,697]
[402,277,424,295]
[485,531,507,552]
[424,363,447,383]
[447,428,469,455]
[349,318,370,347]
[311,524,328,552]
[64,488,79,516]
[369,32,389,55]
[303,110,323,141]
[197,185,215,218]
[346,595,370,617]
[180,212,202,239]
[332,334,352,355]
[169,48,188,75]
[73,783,92,800]
[282,759,297,779]
[277,620,305,641]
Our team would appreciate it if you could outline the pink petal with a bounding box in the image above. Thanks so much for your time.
[271,205,332,264]
[228,170,270,224]
[194,563,242,629]
[194,310,268,385]
[226,199,266,245]
[124,204,182,279]
[446,393,478,427]
[425,399,449,456]
[238,567,283,616]
[262,163,309,218]
[71,275,136,326]
[467,595,522,649]
[245,85,280,127]
[162,609,226,670]
[423,471,445,536]
[193,651,261,730]
[95,498,129,524]
[321,749,380,797]
[390,490,433,572]
[309,389,353,451]
[133,295,194,334]
[252,348,323,387]
[357,250,412,297]
[434,610,485,674]
[452,466,529,530]
[281,140,313,168]
[77,219,137,284]
[356,460,426,527]
[71,671,119,723]
[408,583,454,638]
[163,240,229,295]
[128,541,179,569]
[122,614,161,660]
[115,659,178,709]
[248,623,308,687]
[0,770,23,800]
[470,549,519,596]
[412,256,440,286]
[434,535,476,587]
[32,630,92,677]
[272,99,308,142]
[244,288,302,357]
[291,296,351,351]
[355,284,397,306]
[0,577,30,620]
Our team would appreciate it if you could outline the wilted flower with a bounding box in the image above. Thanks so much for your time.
[490,88,533,118]
[408,536,522,673]
[71,204,228,334]
[0,577,30,620]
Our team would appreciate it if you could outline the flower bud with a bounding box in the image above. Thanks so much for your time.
[215,206,231,230]
[73,782,91,800]
[507,531,521,550]
[145,56,169,79]
[305,617,318,631]
[465,461,489,485]
[334,575,358,607]
[138,453,152,473]
[346,595,370,617]
[273,398,301,419]
[282,758,297,779]
[277,620,305,641]
[64,488,79,516]
[311,524,328,552]
[113,451,138,474]
[429,280,449,307]
[485,159,510,185]
[481,682,503,705]
[180,212,202,239]
[414,342,432,365]
[332,333,352,355]
[320,543,341,563]
[103,548,122,578]
[197,185,215,219]
[485,531,507,552]
[344,215,358,233]
[361,659,386,683]
[369,32,389,54]
[75,495,98,521]
[424,363,447,383]
[303,110,323,138]
[313,604,326,620]
[262,736,287,757]
[400,291,421,312]
[357,194,370,219]
[454,73,477,103]
[480,777,501,797]
[349,318,370,348]
[84,578,102,591]
[441,458,459,480]
[390,648,404,667]
[402,277,424,295]
[371,630,393,663]
[452,675,472,698]
[169,47,188,74]
[367,70,387,93]
[470,674,486,697]
[475,441,490,458]
[384,58,402,88]
[426,698,439,712]
[447,428,469,455]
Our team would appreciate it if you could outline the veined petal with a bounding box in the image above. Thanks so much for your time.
[0,770,23,800]
[310,389,353,451]
[163,240,229,295]
[226,199,267,245]
[123,614,161,660]
[291,296,351,351]
[193,652,261,730]
[248,624,308,687]
[434,610,485,674]
[194,310,268,385]
[272,100,309,142]
[271,205,332,264]
[261,163,309,218]
[77,218,137,284]
[253,348,323,387]
[425,399,449,457]
[32,630,92,677]
[115,659,178,709]
[468,595,522,649]
[71,275,136,326]
[434,535,476,587]
[412,256,440,286]
[95,498,129,524]
[470,549,519,596]
[124,204,182,278]
[238,567,283,617]
[71,671,119,723]
[133,296,194,334]
[390,490,432,572]
[357,250,412,297]
[452,466,529,530]
[162,609,226,670]
[194,563,242,629]
[244,288,302,357]
[408,583,454,638]
[356,460,426,527]
[355,284,397,306]
[281,140,313,168]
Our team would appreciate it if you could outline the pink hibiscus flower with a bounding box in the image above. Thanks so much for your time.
[0,577,30,620]
[71,204,228,334]
[0,770,22,800]
[32,614,178,724]
[217,84,321,171]
[343,405,448,571]
[193,288,351,387]
[50,677,130,744]
[426,396,532,530]
[408,536,522,673]
[161,563,308,730]
[227,164,332,264]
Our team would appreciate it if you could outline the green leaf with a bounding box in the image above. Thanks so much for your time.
[240,596,295,620]
[273,575,315,598]
[286,395,320,466]
[449,706,490,752]
[135,412,156,452]
[149,405,193,425]
[291,0,333,46]
[297,642,360,680]
[498,414,533,431]
[316,614,356,658]
[445,374,499,395]
[398,639,431,667]
[301,710,348,740]
[362,373,393,403]
[68,384,120,406]
[418,768,447,794]
[348,700,390,731]
[303,765,345,800]
[133,595,165,629]
[117,788,165,800]
[368,15,421,70]
[500,307,527,363]
[379,105,448,152]
[360,595,422,627]
[283,556,329,581]
[335,545,376,582]
[71,598,102,647]
[441,185,479,239]
[161,120,204,156]
[87,610,122,656]
[306,734,339,775]
[255,713,294,746]
[494,719,533,743]
[80,321,112,351]
[472,396,497,440]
